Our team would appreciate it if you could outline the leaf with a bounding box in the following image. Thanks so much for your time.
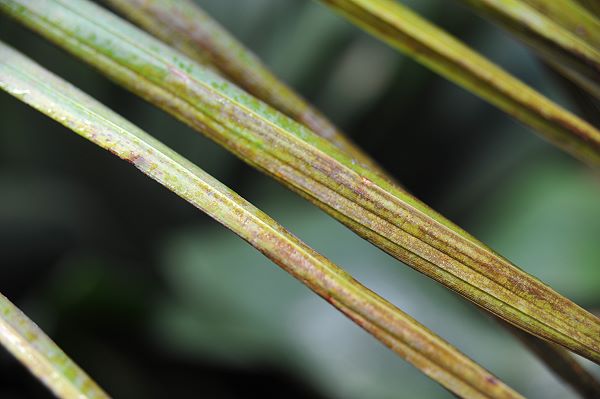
[3,0,600,365]
[520,0,600,49]
[315,0,600,167]
[0,291,109,399]
[102,0,392,181]
[458,0,600,101]
[103,0,600,391]
[0,40,525,399]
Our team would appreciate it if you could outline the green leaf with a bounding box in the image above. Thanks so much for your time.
[103,0,391,180]
[100,1,600,393]
[520,0,600,49]
[0,291,109,399]
[316,0,600,167]
[0,40,525,399]
[3,0,600,365]
[458,0,600,100]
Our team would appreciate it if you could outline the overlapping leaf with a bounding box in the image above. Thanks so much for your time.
[103,0,390,179]
[2,0,599,365]
[103,0,600,393]
[0,40,525,399]
[458,0,600,100]
[0,289,108,399]
[520,0,600,48]
[316,0,600,167]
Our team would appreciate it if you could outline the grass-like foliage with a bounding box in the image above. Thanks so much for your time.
[0,0,599,398]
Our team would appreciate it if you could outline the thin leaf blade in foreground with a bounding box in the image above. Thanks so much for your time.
[0,291,109,399]
[103,0,390,179]
[316,0,600,166]
[102,0,600,391]
[0,40,524,399]
[3,0,600,364]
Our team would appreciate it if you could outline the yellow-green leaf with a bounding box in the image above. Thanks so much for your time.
[101,1,600,393]
[102,0,392,181]
[316,0,600,167]
[458,0,600,100]
[0,290,109,399]
[520,0,600,48]
[0,40,525,399]
[3,0,600,365]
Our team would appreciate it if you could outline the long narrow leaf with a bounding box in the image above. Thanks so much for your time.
[104,0,600,391]
[103,0,390,180]
[3,0,600,364]
[0,40,525,399]
[109,0,600,391]
[316,0,600,167]
[458,0,600,100]
[0,291,109,398]
[519,0,600,49]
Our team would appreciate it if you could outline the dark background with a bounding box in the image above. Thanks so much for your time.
[1,0,599,398]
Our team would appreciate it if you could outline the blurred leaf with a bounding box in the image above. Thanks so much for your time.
[0,291,109,399]
[316,0,600,166]
[3,0,600,365]
[520,0,600,48]
[459,0,600,101]
[0,40,525,398]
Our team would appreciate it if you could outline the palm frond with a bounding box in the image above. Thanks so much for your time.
[2,0,599,364]
[0,40,525,399]
[103,0,600,393]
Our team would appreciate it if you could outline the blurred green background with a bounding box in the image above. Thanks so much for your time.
[1,0,599,398]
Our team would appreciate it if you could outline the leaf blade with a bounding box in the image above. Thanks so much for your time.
[103,0,392,180]
[458,0,600,100]
[316,0,600,166]
[3,0,600,364]
[105,0,600,393]
[0,291,110,399]
[0,40,524,399]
